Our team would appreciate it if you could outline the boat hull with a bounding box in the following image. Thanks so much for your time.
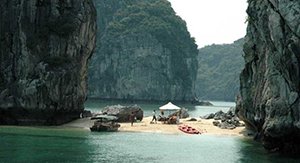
[90,122,120,132]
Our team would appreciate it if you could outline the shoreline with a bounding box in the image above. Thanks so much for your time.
[0,117,249,137]
[62,116,248,137]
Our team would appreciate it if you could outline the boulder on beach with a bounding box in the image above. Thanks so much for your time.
[213,110,225,120]
[202,107,245,130]
[100,105,143,122]
[169,108,189,118]
[201,113,215,119]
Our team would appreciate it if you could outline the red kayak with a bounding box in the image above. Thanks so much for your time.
[178,125,200,134]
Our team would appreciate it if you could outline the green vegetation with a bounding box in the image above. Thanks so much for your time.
[89,0,198,100]
[196,38,244,101]
[103,0,198,83]
[110,0,197,50]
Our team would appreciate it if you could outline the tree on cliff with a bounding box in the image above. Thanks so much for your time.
[196,38,244,101]
[89,0,198,101]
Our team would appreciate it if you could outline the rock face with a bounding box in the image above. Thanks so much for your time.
[0,0,97,125]
[89,0,198,102]
[237,0,300,153]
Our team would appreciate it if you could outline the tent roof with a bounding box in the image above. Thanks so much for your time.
[159,102,181,111]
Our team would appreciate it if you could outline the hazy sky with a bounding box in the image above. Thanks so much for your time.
[168,0,248,47]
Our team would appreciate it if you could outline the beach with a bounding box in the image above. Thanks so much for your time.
[63,116,246,136]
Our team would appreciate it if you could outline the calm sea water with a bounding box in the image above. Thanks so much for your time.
[1,100,300,163]
[84,99,235,117]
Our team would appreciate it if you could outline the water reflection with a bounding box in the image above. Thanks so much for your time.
[1,127,300,162]
[237,138,300,163]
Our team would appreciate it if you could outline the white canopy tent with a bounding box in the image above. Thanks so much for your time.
[159,102,181,124]
[159,102,181,111]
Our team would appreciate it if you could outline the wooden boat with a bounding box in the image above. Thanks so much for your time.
[178,125,200,134]
[90,115,120,132]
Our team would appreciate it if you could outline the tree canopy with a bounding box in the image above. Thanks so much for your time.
[196,38,244,101]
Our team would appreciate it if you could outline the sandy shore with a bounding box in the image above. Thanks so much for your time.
[63,116,246,136]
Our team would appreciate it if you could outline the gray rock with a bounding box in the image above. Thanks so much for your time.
[213,120,221,126]
[209,108,244,130]
[213,110,225,120]
[0,0,97,125]
[237,0,300,153]
[101,105,143,122]
[201,113,215,119]
[169,108,189,119]
[219,122,236,130]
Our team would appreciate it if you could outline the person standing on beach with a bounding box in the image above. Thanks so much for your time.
[151,110,157,123]
[130,111,135,126]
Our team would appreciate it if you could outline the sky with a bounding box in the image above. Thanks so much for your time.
[168,0,248,48]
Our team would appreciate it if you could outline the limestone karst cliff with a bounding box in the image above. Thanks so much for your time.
[0,0,96,125]
[196,38,244,101]
[237,0,300,153]
[89,0,198,102]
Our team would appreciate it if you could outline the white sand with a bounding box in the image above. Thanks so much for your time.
[63,116,246,136]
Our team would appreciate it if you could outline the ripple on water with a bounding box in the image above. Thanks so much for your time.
[1,127,300,162]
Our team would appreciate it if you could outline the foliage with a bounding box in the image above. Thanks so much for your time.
[91,0,198,92]
[104,0,197,51]
[196,38,244,101]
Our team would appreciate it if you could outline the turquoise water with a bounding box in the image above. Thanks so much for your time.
[1,127,299,163]
[1,100,300,162]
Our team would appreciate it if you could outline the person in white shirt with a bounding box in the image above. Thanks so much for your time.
[151,110,157,123]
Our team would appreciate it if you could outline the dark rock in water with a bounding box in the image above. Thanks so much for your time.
[90,121,120,132]
[236,0,300,153]
[101,105,143,122]
[196,101,213,106]
[88,0,198,102]
[0,0,97,125]
[201,113,215,119]
[169,108,189,119]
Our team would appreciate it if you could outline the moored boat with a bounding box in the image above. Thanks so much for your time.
[90,115,120,132]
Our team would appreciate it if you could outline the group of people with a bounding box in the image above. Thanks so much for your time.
[152,109,180,124]
[130,109,160,126]
[130,109,180,126]
[151,110,167,123]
